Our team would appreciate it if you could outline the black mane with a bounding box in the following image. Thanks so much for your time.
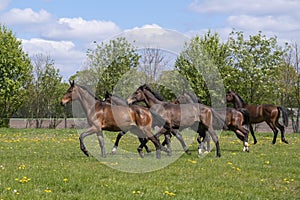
[142,84,165,101]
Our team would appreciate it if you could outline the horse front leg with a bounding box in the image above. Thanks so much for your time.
[172,129,191,155]
[249,124,257,144]
[96,130,106,158]
[79,127,96,157]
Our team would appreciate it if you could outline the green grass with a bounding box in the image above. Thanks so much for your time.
[0,128,299,200]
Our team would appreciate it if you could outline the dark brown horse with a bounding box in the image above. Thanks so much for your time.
[61,80,164,159]
[174,92,251,152]
[226,91,289,144]
[127,84,221,157]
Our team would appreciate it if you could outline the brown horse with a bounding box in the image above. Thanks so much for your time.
[174,92,251,152]
[226,91,289,144]
[127,84,221,157]
[61,80,164,159]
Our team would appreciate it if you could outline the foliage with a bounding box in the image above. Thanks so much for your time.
[0,128,299,199]
[226,31,286,104]
[77,37,140,99]
[0,25,32,127]
[17,54,68,128]
[175,31,227,105]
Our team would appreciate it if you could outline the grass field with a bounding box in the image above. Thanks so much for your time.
[0,128,299,200]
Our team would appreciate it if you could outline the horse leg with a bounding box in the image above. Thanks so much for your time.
[275,121,289,144]
[79,127,96,157]
[96,130,106,158]
[140,137,151,153]
[266,121,279,144]
[172,130,191,155]
[249,124,257,144]
[207,127,221,157]
[111,131,126,154]
[235,128,249,152]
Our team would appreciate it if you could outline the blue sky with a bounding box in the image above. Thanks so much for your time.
[1,0,300,80]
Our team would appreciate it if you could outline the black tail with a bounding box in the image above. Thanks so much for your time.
[278,107,289,127]
[238,108,250,126]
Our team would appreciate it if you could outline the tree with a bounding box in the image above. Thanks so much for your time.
[226,31,286,105]
[78,37,140,99]
[175,31,228,105]
[18,54,66,128]
[280,42,300,132]
[0,25,32,127]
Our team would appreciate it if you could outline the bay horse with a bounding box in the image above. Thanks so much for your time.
[103,92,151,154]
[127,84,221,157]
[174,92,251,152]
[61,80,164,159]
[104,91,191,156]
[226,91,289,145]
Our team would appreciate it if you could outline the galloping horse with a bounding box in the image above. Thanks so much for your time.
[103,92,151,154]
[61,80,164,159]
[127,84,221,157]
[175,92,251,152]
[226,91,289,144]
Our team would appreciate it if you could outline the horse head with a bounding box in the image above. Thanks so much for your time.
[127,85,146,105]
[61,80,79,106]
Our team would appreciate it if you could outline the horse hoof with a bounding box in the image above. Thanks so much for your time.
[283,140,289,144]
[185,150,191,155]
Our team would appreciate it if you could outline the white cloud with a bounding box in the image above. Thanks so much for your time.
[42,17,121,41]
[21,38,86,79]
[227,15,300,32]
[0,8,51,24]
[188,0,300,15]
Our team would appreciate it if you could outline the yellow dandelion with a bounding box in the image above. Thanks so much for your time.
[44,188,52,193]
[188,159,197,164]
[7,187,11,191]
[164,190,176,196]
[236,167,241,171]
[227,162,233,165]
[264,161,270,165]
[260,179,264,182]
[63,178,68,183]
[18,164,26,170]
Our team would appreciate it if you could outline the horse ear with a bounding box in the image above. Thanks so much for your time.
[69,80,75,86]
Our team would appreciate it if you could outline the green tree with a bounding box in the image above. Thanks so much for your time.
[226,31,286,104]
[0,25,32,127]
[175,31,228,105]
[78,37,140,99]
[18,54,67,128]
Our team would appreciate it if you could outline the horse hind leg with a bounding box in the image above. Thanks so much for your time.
[266,122,279,144]
[275,121,289,144]
[96,130,106,158]
[111,131,126,154]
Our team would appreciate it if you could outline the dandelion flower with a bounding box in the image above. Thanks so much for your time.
[63,178,68,183]
[44,188,52,193]
[164,190,176,196]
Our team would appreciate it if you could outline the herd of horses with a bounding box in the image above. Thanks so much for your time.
[61,80,289,159]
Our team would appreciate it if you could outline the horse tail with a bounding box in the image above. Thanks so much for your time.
[278,107,289,127]
[238,108,250,126]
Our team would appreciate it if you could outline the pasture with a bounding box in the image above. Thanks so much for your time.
[0,128,299,199]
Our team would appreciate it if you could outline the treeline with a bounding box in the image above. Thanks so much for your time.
[0,25,299,131]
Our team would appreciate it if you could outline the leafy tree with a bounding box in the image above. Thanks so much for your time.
[226,31,286,104]
[280,42,300,132]
[78,37,140,99]
[18,54,67,128]
[175,31,227,105]
[0,25,32,127]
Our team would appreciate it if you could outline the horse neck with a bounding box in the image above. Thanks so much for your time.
[143,89,164,107]
[233,94,247,109]
[77,86,99,115]
[111,96,127,106]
